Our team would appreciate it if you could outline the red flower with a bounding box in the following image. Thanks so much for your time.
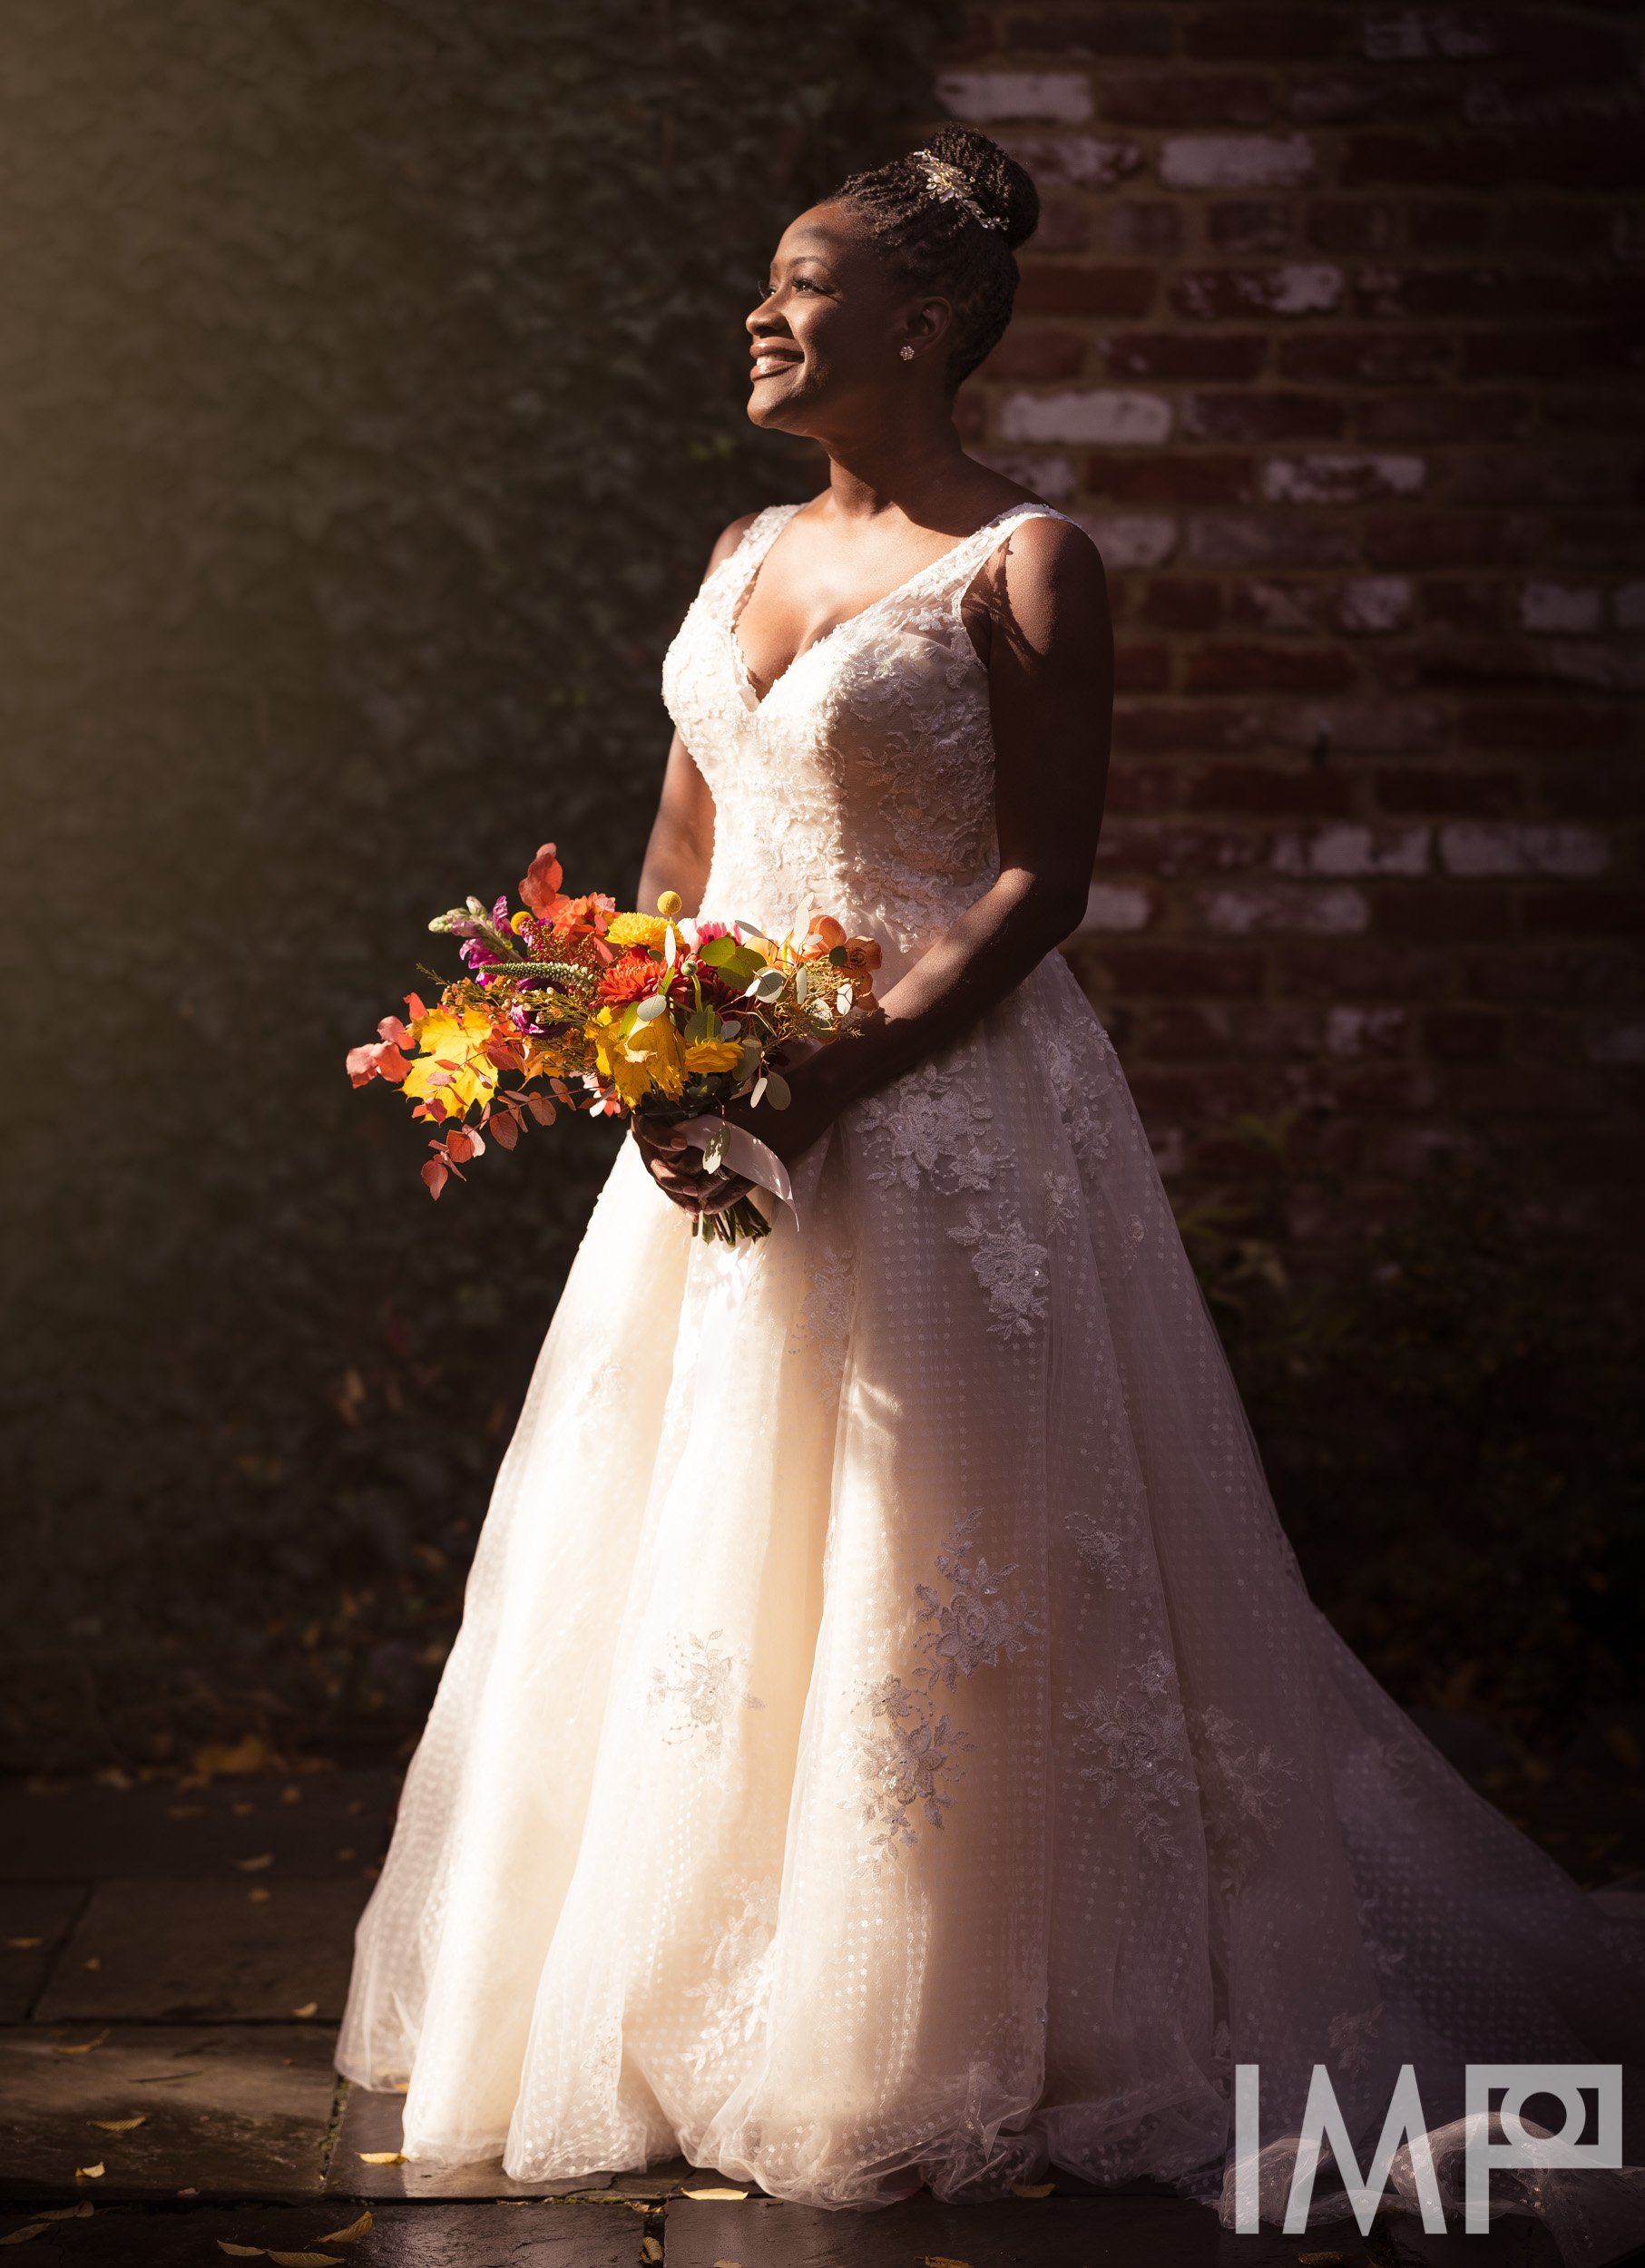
[596,952,661,1006]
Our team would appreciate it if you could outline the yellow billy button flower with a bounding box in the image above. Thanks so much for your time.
[682,1039,743,1077]
[656,889,683,917]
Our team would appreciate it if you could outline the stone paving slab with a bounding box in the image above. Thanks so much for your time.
[35,1878,366,2023]
[0,1771,399,1882]
[0,1890,87,2023]
[0,2198,651,2263]
[328,2086,597,2200]
[659,2194,1568,2267]
[0,2024,338,2201]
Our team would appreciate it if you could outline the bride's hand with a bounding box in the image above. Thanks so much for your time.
[723,1043,847,1170]
[631,1119,751,1217]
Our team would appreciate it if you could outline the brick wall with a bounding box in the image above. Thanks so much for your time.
[938,4,1643,1264]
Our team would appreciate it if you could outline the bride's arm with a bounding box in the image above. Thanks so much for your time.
[739,513,1113,1165]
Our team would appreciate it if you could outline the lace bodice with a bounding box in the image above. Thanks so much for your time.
[661,502,1069,978]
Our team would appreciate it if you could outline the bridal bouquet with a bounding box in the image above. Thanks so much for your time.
[347,842,881,1241]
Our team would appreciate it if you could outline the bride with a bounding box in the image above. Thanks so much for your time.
[339,125,1644,2244]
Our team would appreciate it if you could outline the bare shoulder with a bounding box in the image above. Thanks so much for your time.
[981,511,1109,643]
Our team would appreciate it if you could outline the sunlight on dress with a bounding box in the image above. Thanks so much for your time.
[338,503,1645,2259]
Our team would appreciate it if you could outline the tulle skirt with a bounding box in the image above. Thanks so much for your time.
[338,953,1645,2257]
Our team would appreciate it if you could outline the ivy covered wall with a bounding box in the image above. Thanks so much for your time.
[0,0,953,1765]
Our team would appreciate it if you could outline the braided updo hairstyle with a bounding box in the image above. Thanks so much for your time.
[833,124,1039,391]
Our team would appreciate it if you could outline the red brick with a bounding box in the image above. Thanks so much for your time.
[1128,1065,1265,1118]
[1208,200,1296,252]
[1183,389,1347,440]
[1356,392,1532,445]
[1007,10,1174,56]
[1114,640,1174,691]
[1183,6,1339,58]
[1422,1009,1507,1062]
[1510,202,1626,259]
[1033,194,1093,256]
[1099,201,1184,256]
[1523,888,1645,937]
[1184,642,1357,694]
[1190,513,1357,568]
[1342,125,1645,193]
[1407,200,1493,250]
[1376,767,1524,817]
[1375,885,1516,943]
[1095,816,1258,875]
[1278,942,1451,998]
[1361,513,1536,572]
[1444,1064,1611,1117]
[1459,326,1644,381]
[1103,331,1269,381]
[1015,262,1157,318]
[1425,581,1503,633]
[1542,387,1645,435]
[1138,1004,1237,1059]
[1100,72,1275,125]
[1536,512,1645,575]
[978,327,1088,382]
[1172,268,1345,322]
[1465,945,1641,1007]
[1102,757,1187,813]
[1185,764,1355,816]
[1456,699,1632,753]
[1088,450,1257,504]
[1354,267,1632,324]
[1079,941,1269,997]
[1306,199,1398,253]
[1141,576,1223,631]
[1114,700,1260,752]
[1227,579,1322,632]
[1445,449,1643,508]
[1278,332,1454,384]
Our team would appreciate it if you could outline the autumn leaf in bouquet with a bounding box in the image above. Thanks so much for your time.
[347,841,881,1238]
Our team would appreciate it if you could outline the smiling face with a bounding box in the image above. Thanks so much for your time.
[746,200,951,435]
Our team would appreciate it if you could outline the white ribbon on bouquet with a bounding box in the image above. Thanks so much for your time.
[674,1114,794,1215]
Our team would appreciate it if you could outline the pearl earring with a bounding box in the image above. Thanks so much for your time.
[899,345,916,361]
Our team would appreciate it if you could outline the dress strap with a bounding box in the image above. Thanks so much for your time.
[718,503,802,618]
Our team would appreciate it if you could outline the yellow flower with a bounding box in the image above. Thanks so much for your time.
[625,1010,685,1100]
[682,1039,743,1077]
[401,1004,499,1120]
[656,889,683,917]
[585,1008,651,1109]
[606,912,668,950]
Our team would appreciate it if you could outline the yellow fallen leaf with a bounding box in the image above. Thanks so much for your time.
[280,1785,301,1804]
[315,2212,372,2244]
[925,2258,975,2268]
[194,1733,277,1777]
[1298,2256,1349,2266]
[269,2252,340,2266]
[682,2187,748,2201]
[0,2230,49,2248]
[168,1804,205,1820]
[236,1853,274,1872]
[640,2242,662,2266]
[1010,2180,1055,2197]
[216,2248,264,2261]
[82,1958,101,1972]
[73,2163,104,2180]
[290,2002,318,2019]
[34,2209,93,2223]
[710,2259,744,2268]
[54,2032,108,2058]
[90,2116,145,2132]
[357,2150,405,2165]
[5,1938,43,1951]
[248,1888,273,1904]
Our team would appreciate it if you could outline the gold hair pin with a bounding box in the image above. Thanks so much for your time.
[909,149,1004,232]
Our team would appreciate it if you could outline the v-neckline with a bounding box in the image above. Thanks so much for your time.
[728,503,1031,713]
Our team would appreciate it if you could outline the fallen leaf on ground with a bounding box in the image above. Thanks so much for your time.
[73,2164,104,2180]
[54,2033,108,2057]
[248,1888,273,1904]
[5,1939,42,1951]
[216,2247,263,2261]
[640,2241,662,2265]
[290,2002,318,2019]
[0,2230,48,2248]
[316,2212,372,2244]
[269,2251,339,2265]
[357,2150,405,2165]
[710,2258,744,2268]
[1010,2181,1054,2197]
[1298,2256,1348,2265]
[168,1804,205,1820]
[90,2116,145,2132]
[194,1734,277,1777]
[35,2209,93,2223]
[925,2258,975,2268]
[236,1853,274,1872]
[682,2186,748,2201]
[280,1785,301,1804]
[82,1958,101,1972]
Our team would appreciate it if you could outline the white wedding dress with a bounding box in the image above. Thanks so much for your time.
[339,503,1645,2253]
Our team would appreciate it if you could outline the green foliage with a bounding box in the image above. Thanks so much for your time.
[0,0,955,1767]
[1181,1131,1645,1742]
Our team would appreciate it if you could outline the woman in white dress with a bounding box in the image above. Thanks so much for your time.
[339,125,1645,2248]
